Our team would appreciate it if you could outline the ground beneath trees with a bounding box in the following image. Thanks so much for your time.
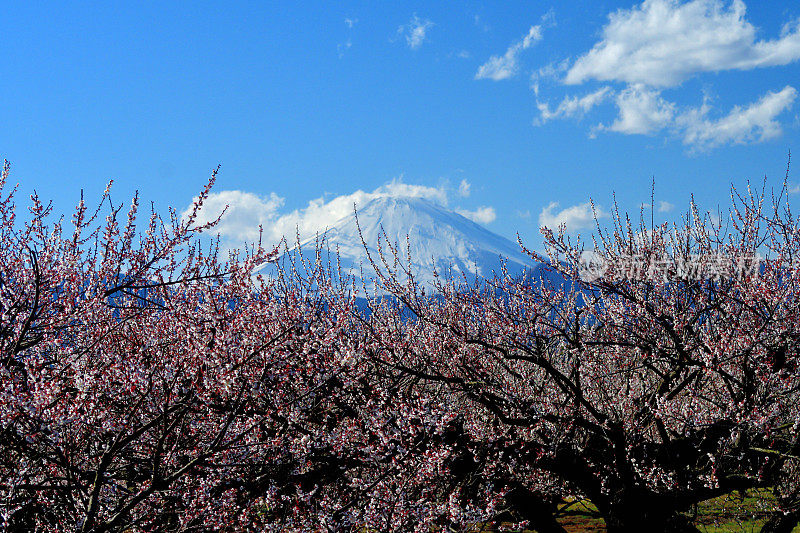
[497,491,800,532]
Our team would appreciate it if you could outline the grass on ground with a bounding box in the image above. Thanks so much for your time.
[550,490,800,533]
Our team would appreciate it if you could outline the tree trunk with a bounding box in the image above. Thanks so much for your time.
[760,512,799,533]
[601,498,702,533]
[604,514,701,533]
[504,486,567,533]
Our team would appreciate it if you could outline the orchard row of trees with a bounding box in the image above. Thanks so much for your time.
[1,160,799,532]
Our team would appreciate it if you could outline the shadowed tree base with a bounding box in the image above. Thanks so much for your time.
[760,512,799,533]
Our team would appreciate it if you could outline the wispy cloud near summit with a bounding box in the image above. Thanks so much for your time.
[183,179,496,250]
[539,201,606,233]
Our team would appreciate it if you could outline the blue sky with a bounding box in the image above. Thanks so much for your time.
[2,1,799,250]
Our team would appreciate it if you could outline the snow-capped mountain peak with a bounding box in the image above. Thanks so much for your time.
[264,195,537,289]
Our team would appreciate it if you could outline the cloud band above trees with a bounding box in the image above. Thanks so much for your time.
[182,178,497,249]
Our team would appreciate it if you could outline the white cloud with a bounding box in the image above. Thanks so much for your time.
[474,14,490,33]
[640,200,675,212]
[565,0,800,87]
[539,201,606,232]
[183,179,498,249]
[604,84,676,135]
[475,24,543,81]
[337,40,352,58]
[535,87,612,124]
[595,84,797,148]
[458,179,471,197]
[272,180,450,245]
[500,2,799,150]
[339,18,357,58]
[456,206,496,224]
[677,85,797,149]
[530,59,571,95]
[399,15,433,50]
[184,190,285,244]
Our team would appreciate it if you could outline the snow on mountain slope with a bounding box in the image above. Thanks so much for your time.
[260,196,542,290]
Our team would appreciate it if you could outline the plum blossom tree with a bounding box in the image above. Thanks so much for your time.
[0,162,329,530]
[3,155,800,532]
[0,161,283,529]
[361,177,800,532]
[0,160,501,531]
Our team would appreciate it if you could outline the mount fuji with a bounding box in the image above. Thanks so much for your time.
[261,196,549,291]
